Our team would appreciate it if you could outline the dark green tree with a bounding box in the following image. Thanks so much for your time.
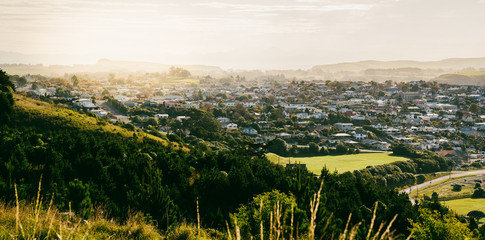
[67,179,92,219]
[71,75,79,86]
[267,138,288,156]
[469,103,481,114]
[0,69,15,123]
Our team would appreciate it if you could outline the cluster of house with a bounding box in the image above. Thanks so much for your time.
[19,76,485,165]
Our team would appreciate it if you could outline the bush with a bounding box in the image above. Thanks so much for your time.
[467,210,485,219]
[472,188,485,198]
[123,123,136,131]
[452,184,462,192]
[416,174,426,184]
[167,133,184,144]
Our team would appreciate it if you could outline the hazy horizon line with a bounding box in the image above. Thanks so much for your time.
[1,49,485,71]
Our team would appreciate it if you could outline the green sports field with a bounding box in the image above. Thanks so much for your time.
[267,152,410,174]
[442,198,485,216]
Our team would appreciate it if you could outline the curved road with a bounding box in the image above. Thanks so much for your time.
[400,169,485,204]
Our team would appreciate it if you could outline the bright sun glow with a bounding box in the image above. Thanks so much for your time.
[1,0,485,68]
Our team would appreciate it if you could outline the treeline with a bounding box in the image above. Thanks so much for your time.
[351,144,454,188]
[267,138,359,157]
[105,97,129,114]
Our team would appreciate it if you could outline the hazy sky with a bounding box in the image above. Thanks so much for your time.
[1,0,485,69]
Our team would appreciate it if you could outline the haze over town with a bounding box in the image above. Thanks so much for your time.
[1,0,485,69]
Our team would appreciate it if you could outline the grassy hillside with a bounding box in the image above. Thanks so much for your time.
[433,71,485,85]
[12,94,188,150]
[267,152,410,174]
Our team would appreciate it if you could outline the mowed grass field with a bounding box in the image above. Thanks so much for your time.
[267,152,410,174]
[451,71,485,76]
[162,78,199,85]
[442,198,485,215]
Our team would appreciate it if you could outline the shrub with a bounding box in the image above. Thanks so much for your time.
[416,174,426,184]
[467,210,485,219]
[452,184,462,192]
[472,188,485,198]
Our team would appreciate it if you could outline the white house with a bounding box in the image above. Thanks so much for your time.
[351,130,368,140]
[73,99,97,109]
[371,122,387,129]
[226,123,238,130]
[278,132,292,139]
[242,127,258,135]
[334,123,354,131]
[242,101,256,108]
[296,113,310,119]
[331,133,352,138]
[184,102,200,109]
[90,109,108,118]
[176,116,189,122]
[350,115,366,121]
[312,112,328,119]
[383,128,400,135]
[224,101,236,107]
[155,114,169,119]
[217,117,231,124]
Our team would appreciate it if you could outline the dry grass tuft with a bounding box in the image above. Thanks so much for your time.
[0,180,162,239]
[163,222,225,240]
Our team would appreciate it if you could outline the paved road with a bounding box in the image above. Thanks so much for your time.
[400,169,485,204]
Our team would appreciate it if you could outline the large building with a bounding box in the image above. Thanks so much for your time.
[400,92,421,102]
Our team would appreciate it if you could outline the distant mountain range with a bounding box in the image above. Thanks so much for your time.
[311,58,485,72]
[1,50,485,83]
[0,54,225,77]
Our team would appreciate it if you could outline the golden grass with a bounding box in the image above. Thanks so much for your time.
[0,180,161,240]
[13,94,189,151]
[0,202,162,239]
[449,71,485,76]
[162,78,199,85]
[163,223,225,240]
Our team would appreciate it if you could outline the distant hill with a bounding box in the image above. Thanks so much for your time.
[0,58,225,77]
[433,71,485,85]
[2,51,485,82]
[311,58,485,72]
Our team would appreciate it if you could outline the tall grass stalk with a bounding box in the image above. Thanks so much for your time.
[309,179,324,240]
[260,198,264,240]
[5,179,162,239]
[197,197,201,234]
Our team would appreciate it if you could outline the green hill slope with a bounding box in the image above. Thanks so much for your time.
[13,94,178,148]
[433,71,485,85]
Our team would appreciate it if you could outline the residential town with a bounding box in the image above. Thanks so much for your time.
[12,72,485,167]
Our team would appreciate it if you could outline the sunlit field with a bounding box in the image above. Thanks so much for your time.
[267,153,410,174]
[442,198,485,216]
